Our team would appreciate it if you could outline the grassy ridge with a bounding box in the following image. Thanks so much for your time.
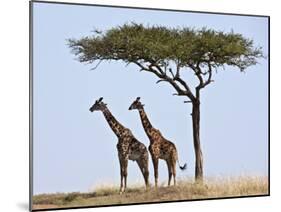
[33,176,268,210]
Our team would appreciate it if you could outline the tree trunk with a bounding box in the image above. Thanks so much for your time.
[192,100,204,182]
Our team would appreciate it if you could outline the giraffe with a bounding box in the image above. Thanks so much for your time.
[89,97,149,194]
[129,97,186,188]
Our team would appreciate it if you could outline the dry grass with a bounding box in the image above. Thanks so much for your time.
[33,176,268,210]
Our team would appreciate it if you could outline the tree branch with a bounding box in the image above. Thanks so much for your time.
[175,62,181,78]
[198,62,214,89]
[204,62,214,86]
[173,64,196,101]
[195,62,204,87]
[90,60,103,71]
[149,61,165,75]
[133,61,196,101]
[189,60,214,96]
[134,61,162,78]
[156,79,167,84]
[168,68,175,78]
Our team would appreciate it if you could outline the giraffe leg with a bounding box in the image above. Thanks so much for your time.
[172,159,177,186]
[118,155,128,194]
[166,160,172,187]
[136,160,145,179]
[123,159,128,192]
[144,158,150,190]
[137,158,149,190]
[120,174,124,194]
[152,157,159,188]
[118,158,124,194]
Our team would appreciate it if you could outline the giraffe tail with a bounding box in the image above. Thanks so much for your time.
[177,159,187,171]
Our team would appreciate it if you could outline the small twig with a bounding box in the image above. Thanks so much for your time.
[201,71,208,75]
[175,62,181,78]
[164,64,167,75]
[90,60,102,71]
[156,79,167,84]
[168,68,175,78]
[125,62,131,67]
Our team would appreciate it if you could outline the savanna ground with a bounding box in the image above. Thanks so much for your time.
[33,176,268,210]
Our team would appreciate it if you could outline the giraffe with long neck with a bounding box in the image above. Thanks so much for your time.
[90,97,149,193]
[129,97,186,187]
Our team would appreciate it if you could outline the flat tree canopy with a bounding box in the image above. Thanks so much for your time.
[68,23,263,74]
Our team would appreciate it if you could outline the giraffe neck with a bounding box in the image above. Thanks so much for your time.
[138,108,154,137]
[102,107,126,138]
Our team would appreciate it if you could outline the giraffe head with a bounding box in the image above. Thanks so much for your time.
[129,97,145,110]
[89,97,107,112]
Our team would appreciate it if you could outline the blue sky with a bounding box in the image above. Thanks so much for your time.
[32,2,268,194]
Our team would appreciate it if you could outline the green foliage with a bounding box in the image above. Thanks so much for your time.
[68,23,263,72]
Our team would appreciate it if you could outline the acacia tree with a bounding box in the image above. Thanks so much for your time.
[68,23,263,181]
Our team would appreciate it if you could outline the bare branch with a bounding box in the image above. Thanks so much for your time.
[156,79,167,84]
[195,68,204,86]
[133,61,196,102]
[168,68,175,78]
[90,60,103,71]
[133,61,146,69]
[190,60,214,95]
[175,62,181,78]
[198,62,214,89]
[134,61,162,77]
[149,61,165,75]
[172,64,196,101]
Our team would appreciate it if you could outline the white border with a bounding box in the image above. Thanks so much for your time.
[1,0,279,212]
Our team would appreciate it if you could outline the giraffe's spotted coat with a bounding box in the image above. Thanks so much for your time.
[90,98,149,193]
[129,98,186,187]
